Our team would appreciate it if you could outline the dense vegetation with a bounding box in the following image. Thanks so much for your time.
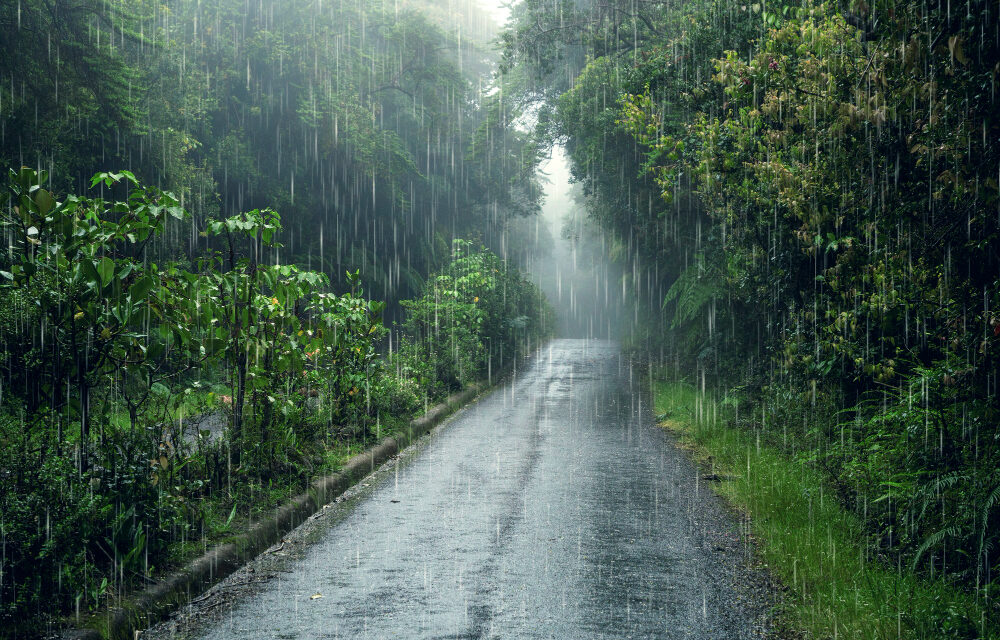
[1,0,541,299]
[0,168,548,632]
[503,0,999,635]
[5,0,999,634]
[0,0,553,633]
[399,238,553,394]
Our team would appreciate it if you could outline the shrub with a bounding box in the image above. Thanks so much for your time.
[398,239,550,399]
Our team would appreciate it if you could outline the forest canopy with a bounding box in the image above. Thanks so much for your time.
[1,0,542,299]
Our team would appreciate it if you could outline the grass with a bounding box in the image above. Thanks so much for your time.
[165,424,399,564]
[62,413,415,634]
[653,380,997,640]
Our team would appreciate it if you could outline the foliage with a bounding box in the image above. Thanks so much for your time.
[619,0,1000,592]
[506,0,1000,627]
[0,172,388,629]
[399,239,551,398]
[1,0,541,302]
[0,0,151,181]
[655,381,998,638]
[0,169,550,632]
[196,208,386,454]
[1,167,196,447]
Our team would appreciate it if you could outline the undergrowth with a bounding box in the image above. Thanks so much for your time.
[653,380,999,640]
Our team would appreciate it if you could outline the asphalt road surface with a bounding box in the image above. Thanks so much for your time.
[162,339,770,639]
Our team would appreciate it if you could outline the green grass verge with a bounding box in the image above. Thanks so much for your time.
[653,380,997,640]
[164,426,394,567]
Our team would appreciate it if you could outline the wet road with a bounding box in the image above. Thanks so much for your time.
[188,340,766,639]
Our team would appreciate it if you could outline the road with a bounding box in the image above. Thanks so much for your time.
[161,339,770,639]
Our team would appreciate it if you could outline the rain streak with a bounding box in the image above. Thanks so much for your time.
[0,0,997,638]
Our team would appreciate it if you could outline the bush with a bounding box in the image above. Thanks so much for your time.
[0,410,178,630]
[397,239,551,399]
[748,366,1000,599]
[0,169,417,630]
[0,414,99,627]
[370,371,423,425]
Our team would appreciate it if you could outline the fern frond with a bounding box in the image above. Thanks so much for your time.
[663,257,722,328]
[977,481,1000,577]
[912,526,962,570]
[912,472,969,522]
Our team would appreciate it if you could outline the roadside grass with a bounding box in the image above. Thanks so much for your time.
[653,380,997,640]
[120,390,416,573]
[166,423,403,565]
[28,410,413,637]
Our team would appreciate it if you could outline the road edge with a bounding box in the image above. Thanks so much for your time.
[62,350,534,640]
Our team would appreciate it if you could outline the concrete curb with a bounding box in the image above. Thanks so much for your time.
[66,378,499,640]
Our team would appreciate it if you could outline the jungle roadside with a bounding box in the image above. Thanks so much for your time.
[0,168,552,637]
[501,0,1000,636]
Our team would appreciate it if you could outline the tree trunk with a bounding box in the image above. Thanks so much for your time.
[79,378,90,473]
[234,344,247,445]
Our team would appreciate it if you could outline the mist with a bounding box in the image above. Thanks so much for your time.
[526,146,625,339]
[2,0,998,637]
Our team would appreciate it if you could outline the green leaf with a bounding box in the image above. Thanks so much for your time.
[128,275,154,302]
[147,341,165,361]
[97,257,115,287]
[34,189,56,216]
[81,259,102,289]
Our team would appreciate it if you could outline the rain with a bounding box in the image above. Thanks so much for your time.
[0,0,997,638]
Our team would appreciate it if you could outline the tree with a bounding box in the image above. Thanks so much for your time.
[1,167,195,466]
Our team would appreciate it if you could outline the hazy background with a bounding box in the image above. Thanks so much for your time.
[524,147,626,339]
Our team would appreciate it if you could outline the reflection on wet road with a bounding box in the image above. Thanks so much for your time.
[194,340,762,639]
